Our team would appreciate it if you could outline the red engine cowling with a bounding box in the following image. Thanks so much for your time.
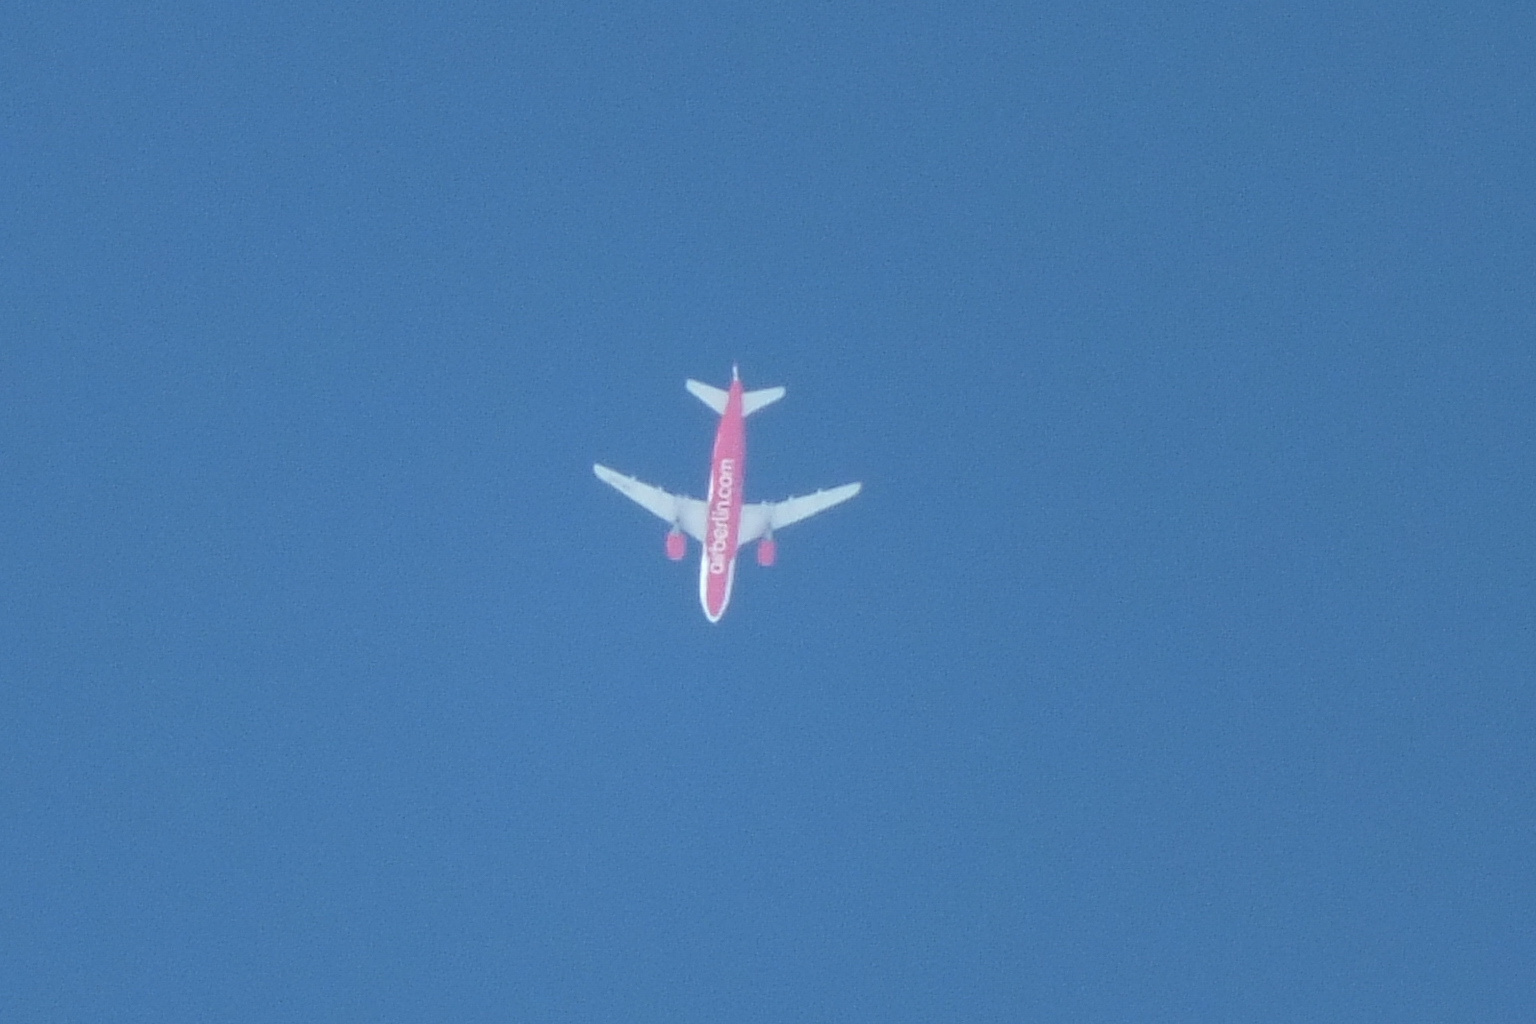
[756,536,777,567]
[665,530,686,561]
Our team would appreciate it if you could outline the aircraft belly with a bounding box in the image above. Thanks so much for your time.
[700,556,736,622]
[699,489,740,620]
[699,401,745,622]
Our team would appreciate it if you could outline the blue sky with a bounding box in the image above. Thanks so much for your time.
[3,3,1533,1021]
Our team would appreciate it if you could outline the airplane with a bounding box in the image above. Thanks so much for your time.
[594,367,861,622]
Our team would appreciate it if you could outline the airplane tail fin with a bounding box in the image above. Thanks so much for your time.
[686,380,787,417]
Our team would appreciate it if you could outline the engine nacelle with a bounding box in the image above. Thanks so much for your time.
[756,536,777,567]
[665,530,686,561]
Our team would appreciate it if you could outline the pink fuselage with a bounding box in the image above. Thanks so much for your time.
[699,378,747,622]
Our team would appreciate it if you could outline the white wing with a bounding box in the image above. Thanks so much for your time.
[739,482,862,542]
[593,464,708,541]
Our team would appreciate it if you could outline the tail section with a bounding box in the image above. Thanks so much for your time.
[685,379,729,414]
[742,386,785,416]
[686,378,786,417]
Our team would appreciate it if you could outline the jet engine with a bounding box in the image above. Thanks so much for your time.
[756,536,777,567]
[665,529,686,561]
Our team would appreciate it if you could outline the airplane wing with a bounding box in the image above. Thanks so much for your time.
[739,482,862,542]
[593,464,708,541]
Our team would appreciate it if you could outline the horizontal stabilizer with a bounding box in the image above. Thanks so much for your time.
[685,380,728,414]
[686,379,787,417]
[593,464,708,541]
[739,482,862,541]
[742,386,785,416]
